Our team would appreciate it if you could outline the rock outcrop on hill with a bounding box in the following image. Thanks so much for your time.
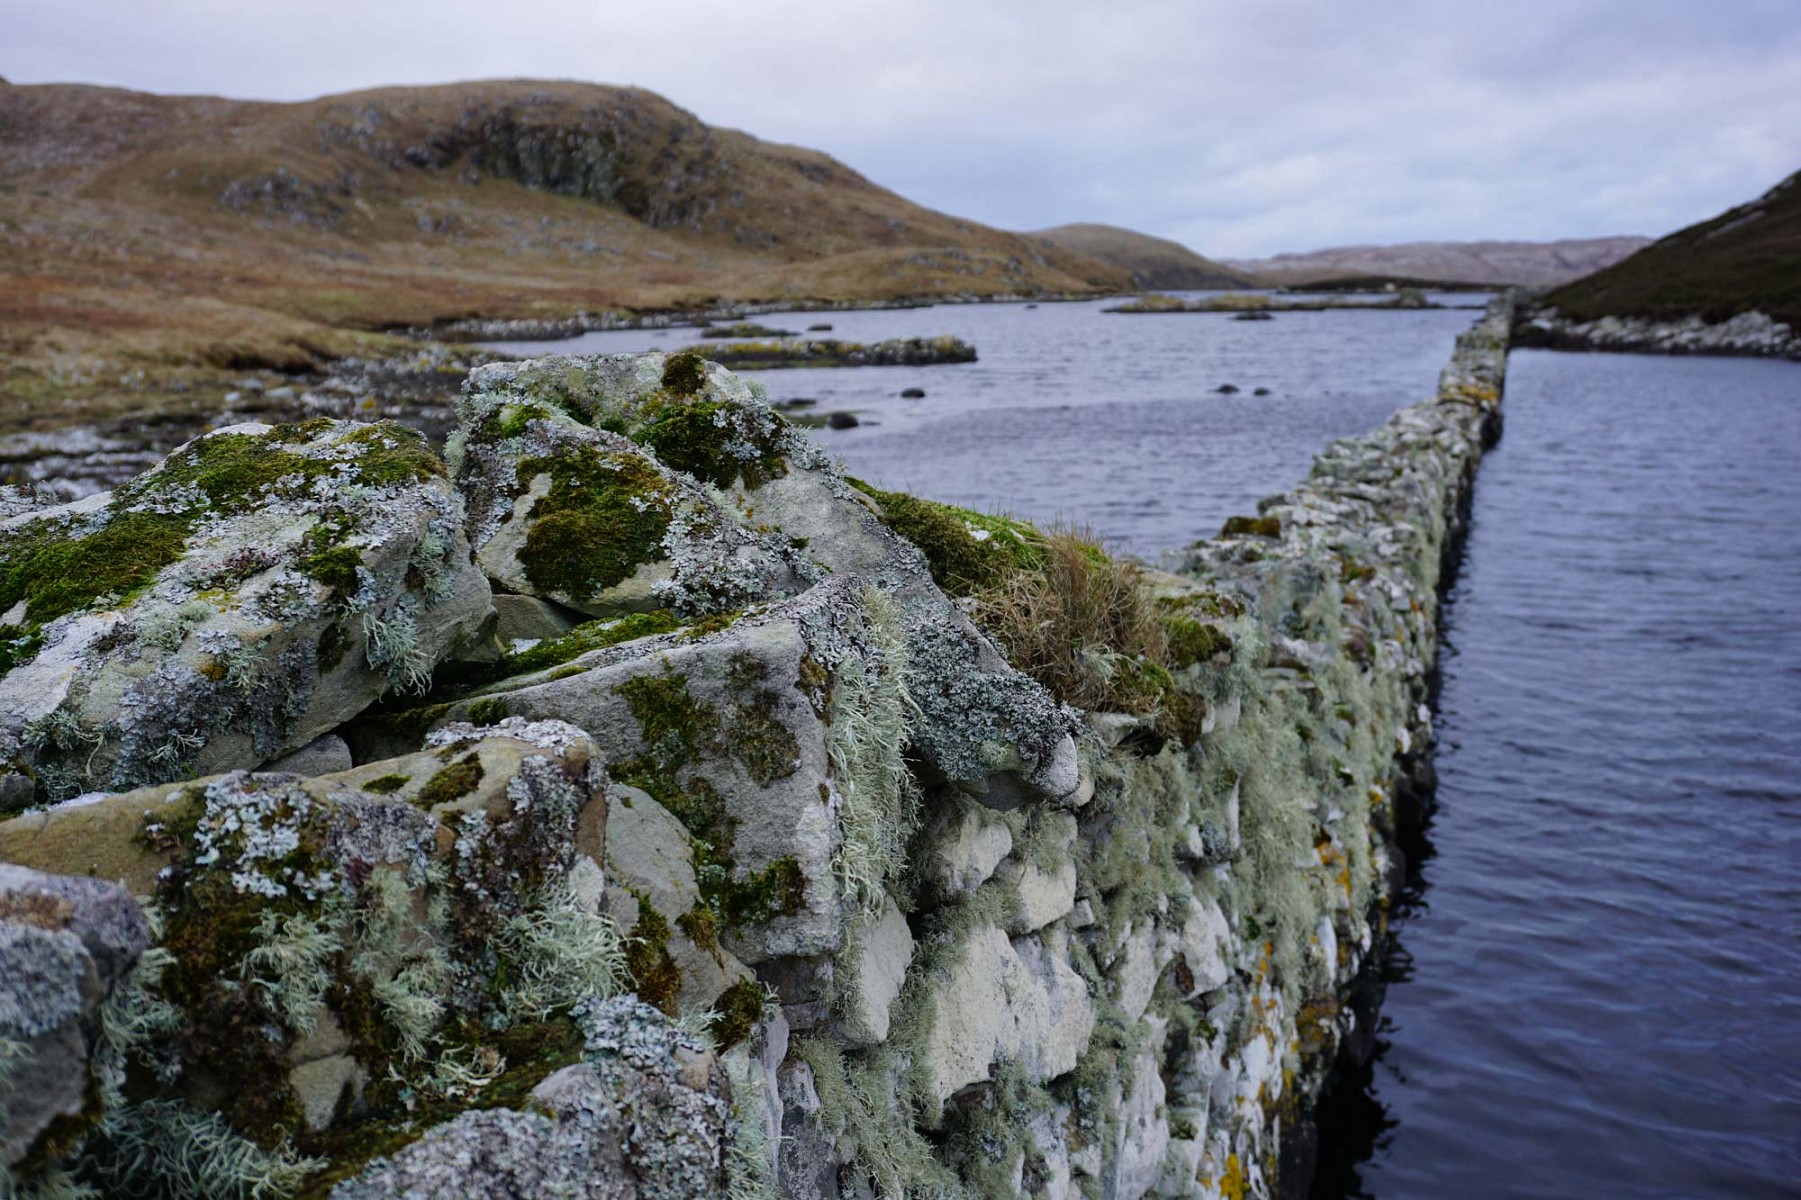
[0,306,1512,1198]
[1529,168,1801,339]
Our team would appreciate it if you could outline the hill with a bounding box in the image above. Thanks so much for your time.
[0,79,1129,433]
[1541,170,1801,327]
[1031,223,1253,289]
[1226,236,1650,288]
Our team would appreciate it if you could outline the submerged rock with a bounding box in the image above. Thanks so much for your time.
[0,419,492,806]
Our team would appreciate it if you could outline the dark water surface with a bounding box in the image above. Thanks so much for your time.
[1320,349,1801,1199]
[493,294,1482,554]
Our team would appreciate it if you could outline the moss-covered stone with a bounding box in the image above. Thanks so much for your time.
[1219,514,1282,538]
[710,977,764,1052]
[515,452,675,605]
[414,753,484,809]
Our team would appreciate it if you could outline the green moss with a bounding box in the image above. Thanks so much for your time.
[302,544,363,599]
[340,426,444,488]
[725,654,800,787]
[634,398,787,490]
[507,609,683,675]
[624,900,682,1015]
[0,509,189,626]
[721,856,807,926]
[516,451,674,603]
[466,697,507,726]
[611,670,720,810]
[660,349,710,397]
[1164,617,1232,668]
[1220,514,1282,538]
[151,431,317,509]
[0,623,45,673]
[479,401,552,441]
[848,478,1045,596]
[676,905,719,954]
[711,978,764,1051]
[414,753,484,809]
[360,773,411,795]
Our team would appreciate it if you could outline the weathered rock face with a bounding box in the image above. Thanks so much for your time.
[0,307,1512,1199]
[0,865,149,1170]
[332,996,733,1200]
[0,419,492,808]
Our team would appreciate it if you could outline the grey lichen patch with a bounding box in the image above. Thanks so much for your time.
[0,419,490,803]
[12,722,629,1195]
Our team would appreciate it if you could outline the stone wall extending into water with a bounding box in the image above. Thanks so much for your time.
[0,300,1509,1199]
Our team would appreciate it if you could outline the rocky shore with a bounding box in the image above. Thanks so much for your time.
[1513,307,1800,360]
[0,300,1511,1199]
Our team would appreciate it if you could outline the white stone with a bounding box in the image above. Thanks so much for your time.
[836,893,914,1045]
[920,924,1095,1105]
[1112,923,1161,1022]
[1002,856,1077,935]
[921,797,1013,897]
[1110,1050,1169,1200]
[1178,895,1233,997]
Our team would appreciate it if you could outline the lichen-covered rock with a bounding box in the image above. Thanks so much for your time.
[0,719,632,1192]
[0,865,148,1169]
[332,996,732,1200]
[453,357,816,617]
[393,577,868,967]
[600,784,757,1019]
[0,420,492,806]
[457,349,1083,804]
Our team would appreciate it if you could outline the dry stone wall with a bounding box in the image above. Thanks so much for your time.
[0,300,1510,1199]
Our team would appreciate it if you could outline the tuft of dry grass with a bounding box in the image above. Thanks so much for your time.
[971,530,1199,735]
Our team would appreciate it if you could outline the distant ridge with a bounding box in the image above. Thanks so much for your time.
[1227,237,1650,288]
[0,78,1131,399]
[1543,170,1801,327]
[1033,223,1254,289]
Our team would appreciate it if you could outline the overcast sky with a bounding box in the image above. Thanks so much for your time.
[5,0,1798,256]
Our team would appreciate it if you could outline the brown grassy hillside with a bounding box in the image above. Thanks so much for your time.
[0,79,1128,433]
[1032,223,1252,289]
[1543,170,1801,327]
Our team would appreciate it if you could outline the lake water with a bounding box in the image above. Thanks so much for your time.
[491,293,1484,555]
[1315,349,1801,1199]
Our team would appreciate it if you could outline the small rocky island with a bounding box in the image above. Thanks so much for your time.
[0,298,1510,1199]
